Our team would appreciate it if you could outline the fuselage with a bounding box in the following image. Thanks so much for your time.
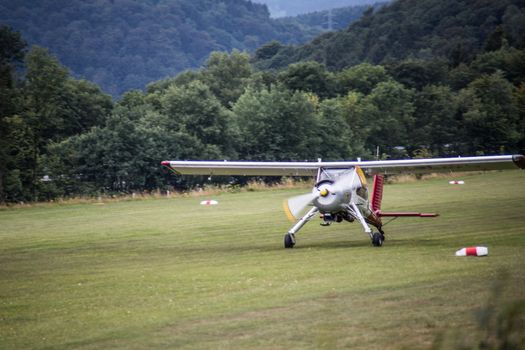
[313,167,382,228]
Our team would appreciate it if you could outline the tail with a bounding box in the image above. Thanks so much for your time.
[371,174,439,218]
[371,175,384,214]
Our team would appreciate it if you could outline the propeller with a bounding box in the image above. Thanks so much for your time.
[283,181,336,222]
[283,192,319,222]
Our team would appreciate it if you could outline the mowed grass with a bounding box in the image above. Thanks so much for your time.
[1,171,524,349]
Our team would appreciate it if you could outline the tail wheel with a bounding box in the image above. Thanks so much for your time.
[372,232,383,247]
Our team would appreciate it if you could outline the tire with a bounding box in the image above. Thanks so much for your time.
[284,233,295,249]
[372,232,383,247]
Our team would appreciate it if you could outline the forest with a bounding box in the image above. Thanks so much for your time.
[0,0,524,203]
[0,0,373,97]
[252,0,380,17]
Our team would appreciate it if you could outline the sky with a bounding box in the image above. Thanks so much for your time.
[251,0,381,17]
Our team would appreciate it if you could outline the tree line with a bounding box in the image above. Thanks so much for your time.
[1,27,523,203]
[1,0,524,203]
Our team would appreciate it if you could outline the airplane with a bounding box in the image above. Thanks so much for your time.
[161,154,524,248]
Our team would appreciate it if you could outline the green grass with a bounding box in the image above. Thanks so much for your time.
[1,171,524,349]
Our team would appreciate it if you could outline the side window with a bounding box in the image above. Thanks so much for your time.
[356,186,368,199]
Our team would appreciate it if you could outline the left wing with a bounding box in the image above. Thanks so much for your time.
[161,155,524,176]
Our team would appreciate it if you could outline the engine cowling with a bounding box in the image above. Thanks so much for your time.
[312,180,351,214]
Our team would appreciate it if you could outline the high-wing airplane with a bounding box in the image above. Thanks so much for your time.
[162,155,524,248]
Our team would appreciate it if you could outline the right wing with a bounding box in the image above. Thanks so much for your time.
[161,155,524,176]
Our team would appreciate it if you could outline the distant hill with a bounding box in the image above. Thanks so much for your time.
[0,0,372,97]
[277,3,386,33]
[254,0,525,70]
[252,0,382,17]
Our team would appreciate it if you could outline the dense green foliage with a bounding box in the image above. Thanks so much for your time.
[254,0,525,70]
[0,0,369,97]
[1,0,525,203]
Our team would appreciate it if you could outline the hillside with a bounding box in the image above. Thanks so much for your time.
[253,0,382,17]
[254,0,525,70]
[0,0,370,97]
[276,2,385,33]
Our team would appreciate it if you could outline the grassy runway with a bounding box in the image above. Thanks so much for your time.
[1,171,524,349]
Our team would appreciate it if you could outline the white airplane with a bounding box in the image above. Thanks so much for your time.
[162,154,524,248]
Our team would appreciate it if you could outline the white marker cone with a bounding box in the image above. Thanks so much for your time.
[200,199,218,206]
[455,246,488,256]
[449,180,465,185]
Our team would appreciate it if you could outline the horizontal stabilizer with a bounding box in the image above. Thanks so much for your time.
[378,212,439,217]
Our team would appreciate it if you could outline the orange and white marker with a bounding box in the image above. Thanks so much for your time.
[455,246,488,256]
[200,199,218,206]
[449,180,465,185]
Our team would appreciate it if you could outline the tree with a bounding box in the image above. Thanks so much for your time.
[254,40,284,60]
[361,81,415,156]
[485,25,505,52]
[317,98,365,160]
[459,72,520,154]
[21,46,69,198]
[278,61,336,99]
[412,85,460,155]
[470,47,525,86]
[0,26,27,202]
[232,84,320,161]
[516,83,525,150]
[201,50,253,107]
[387,59,449,90]
[161,80,233,157]
[336,63,391,95]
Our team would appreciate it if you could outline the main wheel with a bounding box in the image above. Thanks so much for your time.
[372,232,383,247]
[284,233,295,249]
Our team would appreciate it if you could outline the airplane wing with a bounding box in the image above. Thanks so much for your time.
[161,154,525,176]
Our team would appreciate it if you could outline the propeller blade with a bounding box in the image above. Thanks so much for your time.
[283,192,318,221]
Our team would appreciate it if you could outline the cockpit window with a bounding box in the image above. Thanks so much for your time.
[318,168,353,182]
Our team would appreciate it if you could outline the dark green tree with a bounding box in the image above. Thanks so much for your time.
[161,80,233,157]
[232,85,321,160]
[0,26,27,202]
[62,79,113,134]
[336,63,391,95]
[317,98,365,160]
[412,85,460,155]
[387,59,449,91]
[21,46,69,198]
[278,61,336,99]
[459,72,521,154]
[361,81,415,156]
[201,50,253,107]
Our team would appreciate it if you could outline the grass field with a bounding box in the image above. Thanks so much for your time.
[1,171,524,349]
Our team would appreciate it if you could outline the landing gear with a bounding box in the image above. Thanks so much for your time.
[284,233,295,249]
[372,232,384,247]
[284,207,319,249]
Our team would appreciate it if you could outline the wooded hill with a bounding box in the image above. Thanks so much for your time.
[254,0,525,70]
[1,0,524,203]
[0,0,371,97]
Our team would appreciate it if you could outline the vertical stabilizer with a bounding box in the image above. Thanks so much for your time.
[371,175,384,213]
